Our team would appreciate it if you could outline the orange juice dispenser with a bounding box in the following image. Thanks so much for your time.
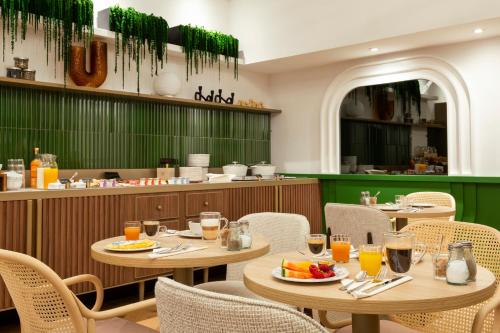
[37,154,59,189]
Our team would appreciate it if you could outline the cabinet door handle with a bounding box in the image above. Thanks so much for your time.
[157,205,163,210]
[204,201,209,206]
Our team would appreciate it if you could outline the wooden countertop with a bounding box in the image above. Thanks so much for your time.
[0,178,318,201]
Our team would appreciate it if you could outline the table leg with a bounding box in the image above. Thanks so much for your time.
[396,218,408,231]
[352,314,380,333]
[173,268,194,286]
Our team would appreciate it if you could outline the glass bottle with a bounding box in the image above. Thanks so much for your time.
[30,147,42,188]
[446,243,469,285]
[239,220,252,249]
[458,240,476,282]
[227,221,242,251]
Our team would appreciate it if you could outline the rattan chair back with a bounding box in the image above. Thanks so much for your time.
[225,213,310,280]
[406,191,456,221]
[0,249,85,333]
[155,276,328,333]
[324,203,391,247]
[393,220,500,332]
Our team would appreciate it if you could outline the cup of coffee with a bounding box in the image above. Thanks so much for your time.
[384,231,415,275]
[143,221,167,239]
[200,212,228,241]
[188,221,202,236]
[306,234,326,256]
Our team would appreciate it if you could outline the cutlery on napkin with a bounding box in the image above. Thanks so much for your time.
[352,275,413,299]
[148,246,207,259]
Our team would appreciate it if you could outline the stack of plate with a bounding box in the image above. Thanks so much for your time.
[179,167,203,182]
[188,154,210,167]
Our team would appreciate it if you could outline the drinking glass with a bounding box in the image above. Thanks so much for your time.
[359,244,383,277]
[384,231,415,275]
[200,212,228,241]
[306,234,326,256]
[143,220,167,239]
[330,234,351,263]
[124,221,141,241]
[395,195,406,208]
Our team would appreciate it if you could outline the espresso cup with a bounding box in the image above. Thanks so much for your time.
[188,221,202,236]
[143,221,167,239]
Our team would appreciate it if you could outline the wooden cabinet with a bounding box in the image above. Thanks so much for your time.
[281,183,323,233]
[225,186,277,221]
[185,191,225,217]
[39,196,135,294]
[135,194,180,221]
[0,200,31,310]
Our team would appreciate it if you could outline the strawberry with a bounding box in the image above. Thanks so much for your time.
[318,264,331,272]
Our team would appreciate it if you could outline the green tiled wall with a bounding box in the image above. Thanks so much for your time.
[0,85,270,168]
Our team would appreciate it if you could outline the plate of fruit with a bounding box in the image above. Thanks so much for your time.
[272,259,349,283]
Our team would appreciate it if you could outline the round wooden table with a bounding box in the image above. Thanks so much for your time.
[374,204,456,230]
[91,235,269,286]
[243,252,496,333]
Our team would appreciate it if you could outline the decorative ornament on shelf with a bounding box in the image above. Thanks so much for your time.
[236,99,264,108]
[108,5,169,93]
[169,25,239,81]
[194,86,234,104]
[0,0,94,84]
[153,71,182,97]
[214,89,234,104]
[70,41,108,88]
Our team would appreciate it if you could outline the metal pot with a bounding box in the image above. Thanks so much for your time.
[250,161,276,176]
[222,161,248,177]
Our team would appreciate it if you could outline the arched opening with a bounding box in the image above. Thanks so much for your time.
[320,56,471,175]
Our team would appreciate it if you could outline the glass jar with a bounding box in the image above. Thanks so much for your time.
[458,240,476,282]
[446,243,469,285]
[39,154,59,189]
[8,159,25,188]
[239,220,252,249]
[360,191,370,206]
[227,221,242,251]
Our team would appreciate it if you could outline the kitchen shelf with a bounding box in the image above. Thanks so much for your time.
[0,77,282,114]
[341,117,446,128]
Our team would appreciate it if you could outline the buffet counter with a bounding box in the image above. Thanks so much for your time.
[0,178,321,310]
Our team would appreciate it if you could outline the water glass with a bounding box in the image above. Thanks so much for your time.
[330,234,351,263]
[395,195,405,208]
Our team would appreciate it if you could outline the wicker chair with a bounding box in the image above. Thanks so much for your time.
[324,203,392,248]
[195,212,310,299]
[0,249,157,333]
[320,203,393,329]
[406,191,456,222]
[389,220,499,333]
[155,276,328,333]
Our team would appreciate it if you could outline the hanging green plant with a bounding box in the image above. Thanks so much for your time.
[0,0,93,82]
[178,24,238,81]
[366,80,421,116]
[108,5,169,93]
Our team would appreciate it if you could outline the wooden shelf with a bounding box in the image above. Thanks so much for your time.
[0,76,281,114]
[421,94,439,101]
[341,117,446,129]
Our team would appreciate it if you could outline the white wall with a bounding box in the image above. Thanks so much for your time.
[269,36,500,176]
[229,0,500,63]
[0,2,273,106]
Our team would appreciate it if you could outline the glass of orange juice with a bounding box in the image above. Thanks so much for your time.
[359,244,383,276]
[124,221,141,240]
[330,234,351,263]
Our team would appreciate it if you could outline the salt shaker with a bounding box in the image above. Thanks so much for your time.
[446,243,469,285]
[359,191,370,206]
[458,240,477,282]
[239,220,252,249]
[227,222,242,251]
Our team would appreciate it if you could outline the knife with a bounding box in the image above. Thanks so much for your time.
[361,276,405,294]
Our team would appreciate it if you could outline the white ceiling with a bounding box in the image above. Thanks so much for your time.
[100,1,500,73]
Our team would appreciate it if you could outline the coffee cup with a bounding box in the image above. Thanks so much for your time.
[188,221,202,236]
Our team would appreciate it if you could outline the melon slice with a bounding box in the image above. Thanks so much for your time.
[281,258,313,273]
[282,268,313,279]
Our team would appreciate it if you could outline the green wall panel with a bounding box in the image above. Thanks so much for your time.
[0,85,270,168]
[286,174,500,231]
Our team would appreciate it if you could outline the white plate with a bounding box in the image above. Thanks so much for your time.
[105,240,160,252]
[379,205,401,211]
[411,203,436,208]
[177,230,203,238]
[272,266,349,283]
